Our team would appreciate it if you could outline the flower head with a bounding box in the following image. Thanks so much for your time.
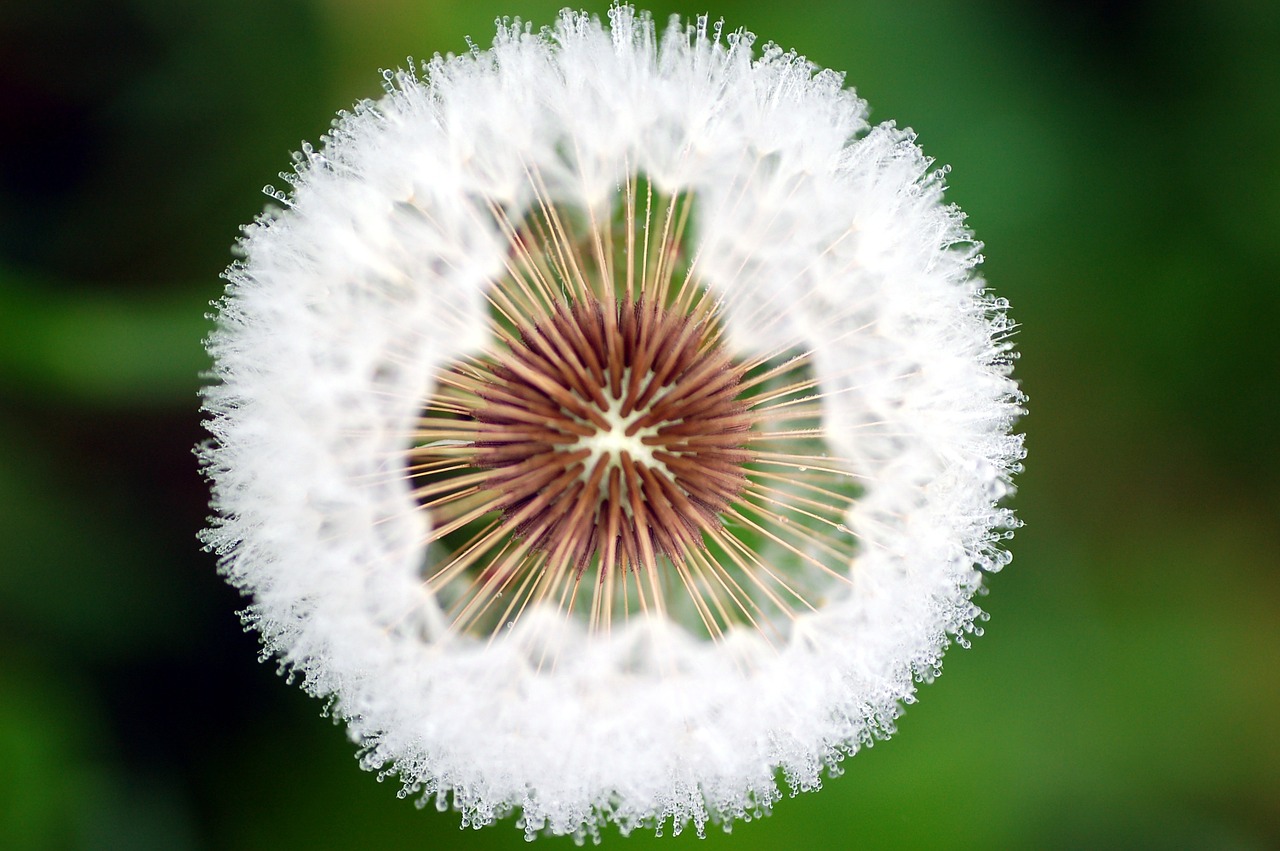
[201,4,1024,840]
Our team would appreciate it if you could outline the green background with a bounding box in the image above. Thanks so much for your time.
[1,0,1276,848]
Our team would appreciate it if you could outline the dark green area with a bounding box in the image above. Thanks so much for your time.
[1,0,1276,848]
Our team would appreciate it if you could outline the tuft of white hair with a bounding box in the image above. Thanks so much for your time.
[200,4,1024,841]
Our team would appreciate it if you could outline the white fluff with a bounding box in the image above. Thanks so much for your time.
[200,4,1024,841]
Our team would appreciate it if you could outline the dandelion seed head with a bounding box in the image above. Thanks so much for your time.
[200,3,1024,839]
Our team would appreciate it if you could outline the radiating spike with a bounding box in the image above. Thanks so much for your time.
[406,191,856,639]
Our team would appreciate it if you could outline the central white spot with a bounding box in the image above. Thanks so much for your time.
[578,393,662,472]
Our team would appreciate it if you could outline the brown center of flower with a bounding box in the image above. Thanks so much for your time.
[409,180,858,640]
[470,294,753,575]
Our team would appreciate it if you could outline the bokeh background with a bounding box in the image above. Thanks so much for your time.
[2,0,1276,848]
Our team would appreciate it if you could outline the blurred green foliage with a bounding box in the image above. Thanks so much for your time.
[1,0,1276,848]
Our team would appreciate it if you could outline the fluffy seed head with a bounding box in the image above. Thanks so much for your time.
[200,4,1025,841]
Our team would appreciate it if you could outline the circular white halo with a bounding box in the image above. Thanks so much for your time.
[200,5,1024,841]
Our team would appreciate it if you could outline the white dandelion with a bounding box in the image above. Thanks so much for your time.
[200,3,1024,841]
